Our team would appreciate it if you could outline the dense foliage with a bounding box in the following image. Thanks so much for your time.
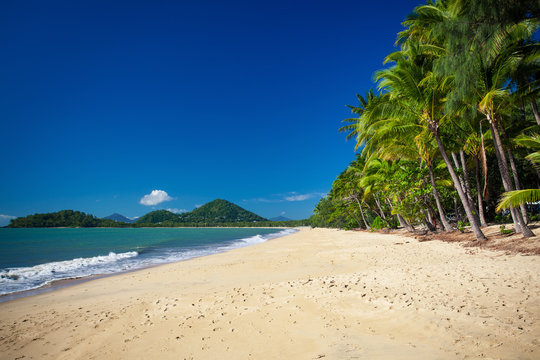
[313,0,539,240]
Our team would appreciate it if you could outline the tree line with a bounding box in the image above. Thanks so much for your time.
[7,210,310,228]
[311,0,539,240]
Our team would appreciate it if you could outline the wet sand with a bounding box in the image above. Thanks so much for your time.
[0,228,538,359]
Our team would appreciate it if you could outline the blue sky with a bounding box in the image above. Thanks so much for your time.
[0,0,422,224]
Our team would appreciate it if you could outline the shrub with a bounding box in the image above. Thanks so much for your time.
[500,225,513,235]
[371,216,386,231]
[457,221,465,233]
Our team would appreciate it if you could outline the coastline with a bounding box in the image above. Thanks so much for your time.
[1,228,538,359]
[0,227,298,302]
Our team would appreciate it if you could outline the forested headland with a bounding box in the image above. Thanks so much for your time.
[310,0,540,241]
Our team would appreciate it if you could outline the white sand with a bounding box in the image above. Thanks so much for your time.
[0,228,538,359]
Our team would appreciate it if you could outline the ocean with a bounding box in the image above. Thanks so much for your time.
[0,227,295,297]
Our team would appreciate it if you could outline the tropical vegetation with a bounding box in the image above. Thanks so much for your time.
[312,0,539,240]
[8,210,131,228]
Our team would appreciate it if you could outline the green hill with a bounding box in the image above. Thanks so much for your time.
[8,210,130,228]
[178,199,267,224]
[135,210,180,224]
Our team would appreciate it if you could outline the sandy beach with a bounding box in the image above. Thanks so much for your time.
[0,228,538,359]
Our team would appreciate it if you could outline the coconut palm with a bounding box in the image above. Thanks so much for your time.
[400,0,537,236]
[358,100,454,231]
[373,42,487,240]
[474,36,536,236]
[339,89,377,148]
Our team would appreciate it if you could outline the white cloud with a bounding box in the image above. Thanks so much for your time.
[284,194,313,201]
[194,204,203,208]
[284,192,325,202]
[254,198,280,203]
[247,191,326,203]
[0,214,16,227]
[167,208,188,214]
[280,211,286,215]
[139,190,174,206]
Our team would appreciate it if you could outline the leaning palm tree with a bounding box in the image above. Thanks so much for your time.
[475,40,535,237]
[361,104,454,231]
[421,0,539,236]
[401,0,538,237]
[375,42,487,240]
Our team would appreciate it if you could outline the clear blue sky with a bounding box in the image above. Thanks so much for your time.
[0,0,422,223]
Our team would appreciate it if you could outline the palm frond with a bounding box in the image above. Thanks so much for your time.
[496,189,540,211]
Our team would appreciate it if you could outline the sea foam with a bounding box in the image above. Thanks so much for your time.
[0,228,297,296]
[0,251,139,295]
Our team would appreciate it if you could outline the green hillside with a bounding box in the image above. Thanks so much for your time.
[177,199,267,224]
[8,210,130,228]
[135,210,180,224]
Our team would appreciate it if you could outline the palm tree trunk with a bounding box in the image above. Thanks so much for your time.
[427,163,453,231]
[397,214,414,232]
[532,100,540,126]
[488,119,522,232]
[426,205,433,224]
[423,216,435,231]
[451,152,467,196]
[487,115,534,237]
[500,127,530,224]
[474,156,488,227]
[353,196,370,230]
[432,127,486,241]
[459,150,475,206]
[426,206,438,230]
[374,194,386,219]
[507,148,530,224]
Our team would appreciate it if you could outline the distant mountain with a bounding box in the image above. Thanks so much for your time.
[269,216,292,222]
[103,213,137,224]
[178,199,267,224]
[136,210,180,224]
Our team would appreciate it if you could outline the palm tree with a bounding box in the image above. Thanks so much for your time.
[420,0,538,236]
[339,89,377,148]
[360,101,454,231]
[475,43,535,237]
[401,0,538,237]
[374,43,487,240]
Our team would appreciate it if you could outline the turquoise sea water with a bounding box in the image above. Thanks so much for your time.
[0,228,294,296]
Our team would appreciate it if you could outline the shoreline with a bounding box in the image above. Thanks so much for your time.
[0,227,299,303]
[1,228,538,359]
